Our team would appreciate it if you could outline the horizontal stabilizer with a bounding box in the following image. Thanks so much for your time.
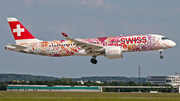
[6,44,28,50]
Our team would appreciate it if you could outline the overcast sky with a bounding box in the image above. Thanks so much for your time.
[0,0,180,78]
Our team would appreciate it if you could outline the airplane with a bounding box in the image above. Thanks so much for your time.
[5,17,176,64]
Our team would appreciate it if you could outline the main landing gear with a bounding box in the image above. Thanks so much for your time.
[91,56,97,64]
[159,49,163,59]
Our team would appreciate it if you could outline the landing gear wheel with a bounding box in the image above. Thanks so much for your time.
[91,58,97,64]
[159,50,164,59]
[160,55,163,59]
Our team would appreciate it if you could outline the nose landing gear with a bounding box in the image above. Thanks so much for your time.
[160,54,163,59]
[159,49,163,59]
[90,56,97,64]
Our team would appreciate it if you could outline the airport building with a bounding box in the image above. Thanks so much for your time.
[7,85,102,92]
[146,75,180,87]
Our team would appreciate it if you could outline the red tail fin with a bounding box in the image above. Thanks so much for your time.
[7,17,41,44]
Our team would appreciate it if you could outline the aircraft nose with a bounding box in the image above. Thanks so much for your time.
[170,41,176,47]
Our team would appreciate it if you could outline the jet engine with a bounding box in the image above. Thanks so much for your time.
[104,46,123,59]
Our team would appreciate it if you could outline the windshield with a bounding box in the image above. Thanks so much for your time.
[161,37,169,40]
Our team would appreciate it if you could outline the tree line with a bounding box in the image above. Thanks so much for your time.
[0,77,173,92]
[0,74,59,82]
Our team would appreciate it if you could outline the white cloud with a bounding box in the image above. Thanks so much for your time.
[171,7,180,12]
[85,22,113,37]
[57,24,77,34]
[44,24,77,35]
[147,7,163,12]
[39,0,49,4]
[119,22,177,38]
[67,0,108,7]
[115,5,124,12]
[96,28,106,36]
[80,0,104,6]
[25,23,33,32]
[84,21,175,37]
[124,22,135,31]
[37,0,113,9]
[23,0,34,7]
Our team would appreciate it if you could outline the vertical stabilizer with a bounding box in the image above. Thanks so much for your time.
[7,17,42,44]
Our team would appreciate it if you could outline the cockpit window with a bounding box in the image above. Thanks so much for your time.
[161,37,169,40]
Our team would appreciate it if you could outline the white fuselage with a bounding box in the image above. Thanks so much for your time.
[5,34,176,58]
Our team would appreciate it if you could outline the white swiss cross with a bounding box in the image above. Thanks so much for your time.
[13,24,25,36]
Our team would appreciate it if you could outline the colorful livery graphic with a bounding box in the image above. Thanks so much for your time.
[5,17,176,64]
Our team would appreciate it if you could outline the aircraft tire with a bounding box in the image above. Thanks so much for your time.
[91,58,97,64]
[160,55,163,59]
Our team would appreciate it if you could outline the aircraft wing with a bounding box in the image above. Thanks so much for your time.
[62,32,104,53]
[6,44,28,50]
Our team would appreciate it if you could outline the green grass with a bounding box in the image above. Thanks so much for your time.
[0,91,180,101]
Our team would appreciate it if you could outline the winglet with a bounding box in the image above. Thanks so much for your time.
[61,32,69,37]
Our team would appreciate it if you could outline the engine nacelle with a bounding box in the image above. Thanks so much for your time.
[104,46,123,59]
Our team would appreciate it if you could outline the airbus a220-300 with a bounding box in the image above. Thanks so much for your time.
[5,17,176,64]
